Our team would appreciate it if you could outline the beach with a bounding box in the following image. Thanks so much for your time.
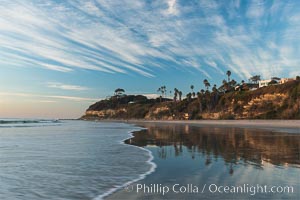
[2,0,300,199]
[107,120,300,200]
[0,119,299,200]
[129,119,300,133]
[0,120,152,200]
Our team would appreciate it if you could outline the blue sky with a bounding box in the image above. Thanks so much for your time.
[1,0,300,118]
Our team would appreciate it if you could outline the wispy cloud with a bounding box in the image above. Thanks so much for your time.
[38,100,57,103]
[0,92,98,102]
[41,64,73,73]
[46,82,89,91]
[165,0,179,16]
[246,0,265,18]
[0,0,300,81]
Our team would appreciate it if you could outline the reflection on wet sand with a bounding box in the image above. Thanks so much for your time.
[107,123,299,200]
[126,124,300,173]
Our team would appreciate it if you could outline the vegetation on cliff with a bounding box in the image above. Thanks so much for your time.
[82,74,300,120]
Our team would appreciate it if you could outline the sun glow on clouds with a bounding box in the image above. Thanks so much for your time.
[0,92,98,118]
[0,92,98,102]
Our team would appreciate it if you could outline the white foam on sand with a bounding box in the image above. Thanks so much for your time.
[93,127,157,200]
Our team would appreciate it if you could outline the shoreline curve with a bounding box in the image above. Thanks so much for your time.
[94,125,157,200]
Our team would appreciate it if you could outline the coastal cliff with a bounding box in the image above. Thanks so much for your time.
[81,80,300,120]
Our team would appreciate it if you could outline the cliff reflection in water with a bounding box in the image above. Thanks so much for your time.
[126,124,300,173]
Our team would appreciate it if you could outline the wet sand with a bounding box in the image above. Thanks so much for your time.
[106,120,300,200]
[128,119,300,133]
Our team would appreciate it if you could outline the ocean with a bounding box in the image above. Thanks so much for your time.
[0,119,154,200]
[1,119,299,200]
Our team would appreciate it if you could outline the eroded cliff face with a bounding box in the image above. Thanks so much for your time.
[81,80,300,120]
[242,93,287,118]
[201,92,299,120]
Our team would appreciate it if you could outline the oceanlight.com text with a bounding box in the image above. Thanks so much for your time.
[124,183,294,196]
[208,184,294,196]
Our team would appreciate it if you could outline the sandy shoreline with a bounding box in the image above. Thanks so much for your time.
[91,119,300,128]
[124,120,300,133]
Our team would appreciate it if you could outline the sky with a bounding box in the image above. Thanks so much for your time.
[1,0,300,118]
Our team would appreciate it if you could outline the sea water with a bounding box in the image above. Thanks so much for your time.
[0,119,154,200]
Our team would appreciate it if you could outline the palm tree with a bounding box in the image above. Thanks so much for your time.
[157,86,167,100]
[186,93,192,102]
[212,84,218,93]
[203,79,210,91]
[178,91,182,101]
[226,70,231,82]
[190,85,194,92]
[157,87,162,102]
[190,85,195,98]
[211,84,219,108]
[197,91,203,112]
[162,86,166,98]
[174,88,179,101]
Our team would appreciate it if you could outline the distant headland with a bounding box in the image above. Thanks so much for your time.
[81,72,300,120]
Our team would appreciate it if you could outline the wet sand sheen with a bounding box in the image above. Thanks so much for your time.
[107,121,300,200]
[129,120,300,133]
